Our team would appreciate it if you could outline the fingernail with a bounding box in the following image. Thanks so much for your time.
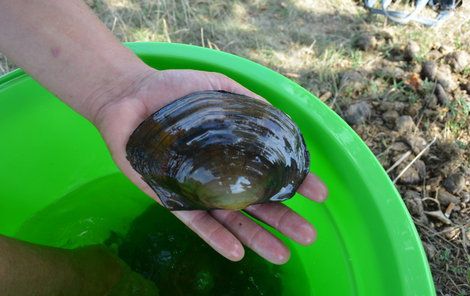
[271,249,290,265]
[229,243,244,261]
[298,224,316,245]
[318,182,328,201]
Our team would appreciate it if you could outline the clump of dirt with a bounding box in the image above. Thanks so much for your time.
[348,30,469,295]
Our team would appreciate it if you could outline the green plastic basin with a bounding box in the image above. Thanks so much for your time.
[0,42,434,295]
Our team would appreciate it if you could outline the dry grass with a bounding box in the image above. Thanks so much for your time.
[0,54,13,74]
[2,0,469,104]
[1,0,469,91]
[1,0,469,294]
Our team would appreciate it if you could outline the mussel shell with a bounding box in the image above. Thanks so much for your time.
[126,90,309,210]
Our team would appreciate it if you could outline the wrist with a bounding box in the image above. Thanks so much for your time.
[83,60,156,127]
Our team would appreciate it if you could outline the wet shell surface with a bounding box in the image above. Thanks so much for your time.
[126,90,309,210]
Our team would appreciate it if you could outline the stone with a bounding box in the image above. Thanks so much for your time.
[462,192,470,203]
[379,101,406,112]
[425,94,438,109]
[434,84,450,106]
[421,61,437,80]
[396,115,415,133]
[378,66,406,80]
[375,31,394,42]
[437,189,460,207]
[404,41,420,61]
[354,33,377,51]
[404,190,424,216]
[415,159,426,180]
[443,173,466,194]
[427,50,442,61]
[435,67,458,91]
[344,101,372,125]
[340,71,366,92]
[397,159,426,184]
[382,110,399,125]
[406,103,422,117]
[390,141,409,152]
[406,135,427,154]
[445,51,470,73]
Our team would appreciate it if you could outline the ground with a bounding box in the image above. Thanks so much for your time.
[0,0,469,294]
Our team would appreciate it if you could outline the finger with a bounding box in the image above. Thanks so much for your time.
[212,73,267,103]
[172,210,244,262]
[245,203,316,245]
[228,83,265,102]
[297,173,328,202]
[210,210,290,265]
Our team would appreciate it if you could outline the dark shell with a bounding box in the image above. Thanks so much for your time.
[126,91,309,210]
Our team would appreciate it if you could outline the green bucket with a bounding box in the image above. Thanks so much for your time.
[0,42,434,295]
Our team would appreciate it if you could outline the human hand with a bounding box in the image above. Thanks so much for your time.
[0,0,326,268]
[92,67,328,264]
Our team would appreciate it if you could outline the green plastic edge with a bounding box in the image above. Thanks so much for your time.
[0,68,26,88]
[0,42,435,295]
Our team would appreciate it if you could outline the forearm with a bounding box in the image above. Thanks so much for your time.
[0,235,79,295]
[0,0,152,123]
[0,235,140,296]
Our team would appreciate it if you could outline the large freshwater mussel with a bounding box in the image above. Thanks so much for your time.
[126,90,309,210]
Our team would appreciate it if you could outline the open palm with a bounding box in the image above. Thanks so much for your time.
[95,69,328,264]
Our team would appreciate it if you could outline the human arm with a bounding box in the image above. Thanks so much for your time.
[0,235,157,295]
[0,0,328,264]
